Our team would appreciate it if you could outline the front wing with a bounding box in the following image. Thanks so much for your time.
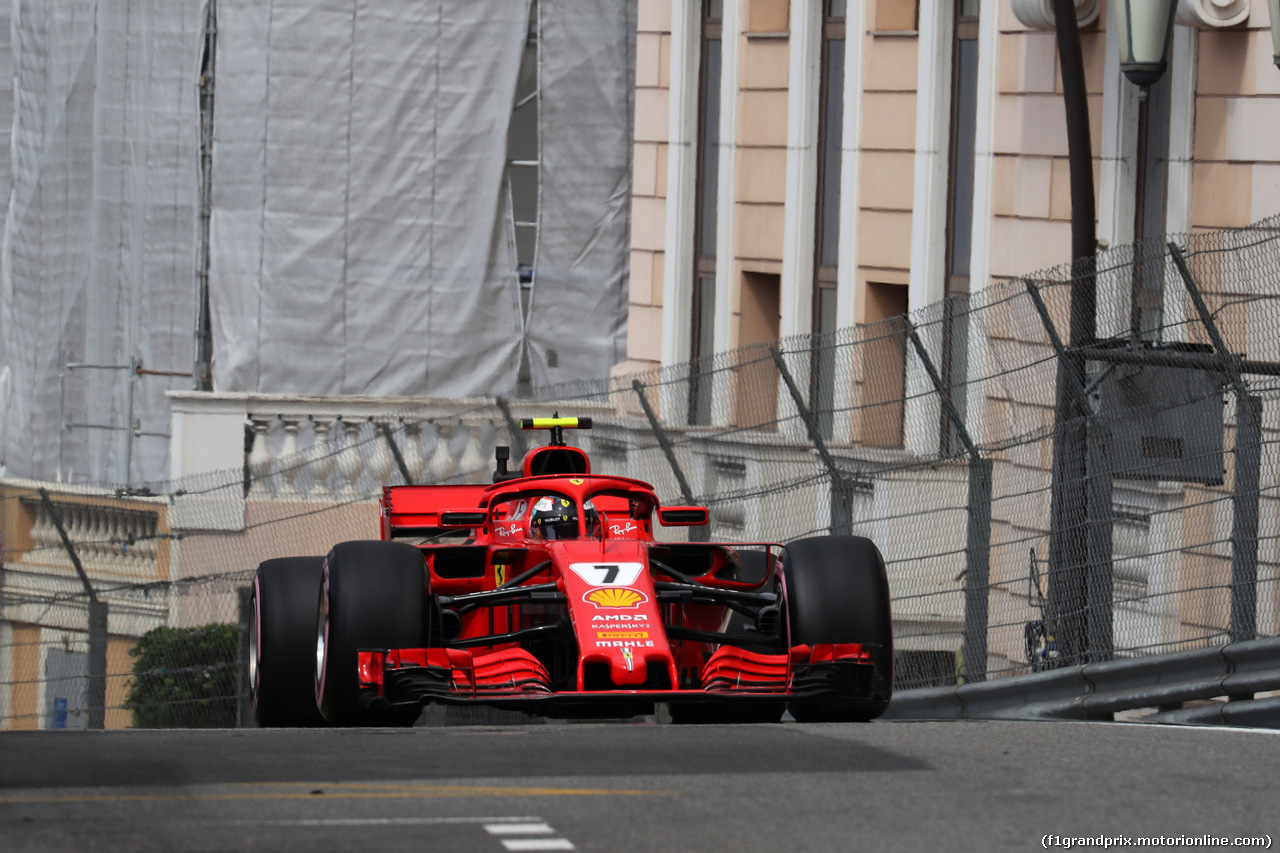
[356,642,879,712]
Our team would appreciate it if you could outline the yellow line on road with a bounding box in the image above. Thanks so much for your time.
[0,784,672,805]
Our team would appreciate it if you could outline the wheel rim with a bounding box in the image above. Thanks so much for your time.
[249,580,261,707]
[315,571,329,702]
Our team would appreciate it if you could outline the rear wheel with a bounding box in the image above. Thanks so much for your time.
[252,557,327,727]
[782,536,893,722]
[315,541,428,726]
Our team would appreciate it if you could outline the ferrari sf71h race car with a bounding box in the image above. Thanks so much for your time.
[251,417,893,726]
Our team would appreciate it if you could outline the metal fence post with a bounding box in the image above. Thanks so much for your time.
[769,347,852,536]
[963,458,993,682]
[87,600,108,730]
[632,380,707,541]
[123,356,138,489]
[39,489,107,729]
[1231,395,1262,642]
[632,381,695,505]
[1085,421,1113,662]
[378,422,415,485]
[904,323,992,681]
[236,585,253,727]
[1024,280,1095,666]
[1169,243,1261,644]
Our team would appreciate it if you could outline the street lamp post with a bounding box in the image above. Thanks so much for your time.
[1045,0,1098,666]
[1047,0,1280,662]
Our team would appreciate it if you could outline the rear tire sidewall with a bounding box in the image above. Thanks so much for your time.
[783,535,893,722]
[316,540,428,726]
[252,557,327,727]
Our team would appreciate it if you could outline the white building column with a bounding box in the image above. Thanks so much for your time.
[1096,0,1141,340]
[961,0,1001,450]
[773,0,822,442]
[660,0,702,424]
[710,0,741,427]
[778,0,821,341]
[831,0,867,442]
[903,0,954,457]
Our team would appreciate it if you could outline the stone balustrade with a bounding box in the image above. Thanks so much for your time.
[166,393,615,526]
[0,481,173,638]
[245,410,504,499]
[22,496,162,579]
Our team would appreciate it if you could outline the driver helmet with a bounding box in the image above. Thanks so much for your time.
[530,496,579,540]
[582,498,601,538]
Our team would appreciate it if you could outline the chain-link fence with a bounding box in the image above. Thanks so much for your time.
[5,216,1280,727]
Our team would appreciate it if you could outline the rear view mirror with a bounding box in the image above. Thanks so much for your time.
[439,510,488,528]
[658,506,709,526]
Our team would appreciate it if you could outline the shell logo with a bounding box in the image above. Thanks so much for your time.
[584,587,648,609]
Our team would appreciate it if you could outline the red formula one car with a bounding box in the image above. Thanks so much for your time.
[250,417,893,726]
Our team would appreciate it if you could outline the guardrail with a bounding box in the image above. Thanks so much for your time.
[884,637,1280,728]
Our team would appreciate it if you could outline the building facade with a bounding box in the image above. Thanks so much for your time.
[623,0,1274,450]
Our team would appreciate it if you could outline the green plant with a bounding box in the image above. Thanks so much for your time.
[125,623,239,728]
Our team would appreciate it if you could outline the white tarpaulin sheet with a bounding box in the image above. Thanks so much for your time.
[0,0,634,485]
[211,0,634,398]
[210,0,529,397]
[526,0,634,388]
[0,0,203,485]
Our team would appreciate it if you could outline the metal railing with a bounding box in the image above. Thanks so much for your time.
[5,215,1280,727]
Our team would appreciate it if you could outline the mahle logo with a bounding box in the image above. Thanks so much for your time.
[584,588,647,609]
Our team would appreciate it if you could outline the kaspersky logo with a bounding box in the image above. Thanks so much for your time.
[583,588,648,609]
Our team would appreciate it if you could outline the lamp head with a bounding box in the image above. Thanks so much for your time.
[1270,0,1280,70]
[1115,0,1177,89]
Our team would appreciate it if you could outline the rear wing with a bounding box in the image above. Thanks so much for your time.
[381,484,489,539]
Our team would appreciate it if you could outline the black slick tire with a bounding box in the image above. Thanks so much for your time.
[782,535,893,722]
[252,556,327,727]
[315,540,428,726]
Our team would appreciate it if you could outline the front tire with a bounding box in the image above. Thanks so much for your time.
[252,557,327,727]
[315,541,428,726]
[782,536,893,722]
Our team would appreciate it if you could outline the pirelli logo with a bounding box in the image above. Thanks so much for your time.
[596,631,649,640]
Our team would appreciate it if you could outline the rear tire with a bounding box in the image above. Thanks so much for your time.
[782,536,893,722]
[252,557,327,727]
[316,541,428,726]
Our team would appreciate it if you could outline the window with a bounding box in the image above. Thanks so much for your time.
[811,0,845,439]
[861,281,909,447]
[690,0,723,425]
[945,0,979,298]
[733,272,781,429]
[1132,70,1171,339]
[940,0,979,454]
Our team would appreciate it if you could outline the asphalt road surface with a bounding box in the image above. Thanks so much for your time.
[1,719,1277,852]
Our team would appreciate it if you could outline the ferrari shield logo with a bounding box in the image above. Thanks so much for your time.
[494,564,507,586]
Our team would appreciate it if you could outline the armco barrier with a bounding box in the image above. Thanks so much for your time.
[883,637,1280,727]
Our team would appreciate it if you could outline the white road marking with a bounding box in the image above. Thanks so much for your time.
[485,823,555,835]
[499,840,576,852]
[484,819,577,850]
